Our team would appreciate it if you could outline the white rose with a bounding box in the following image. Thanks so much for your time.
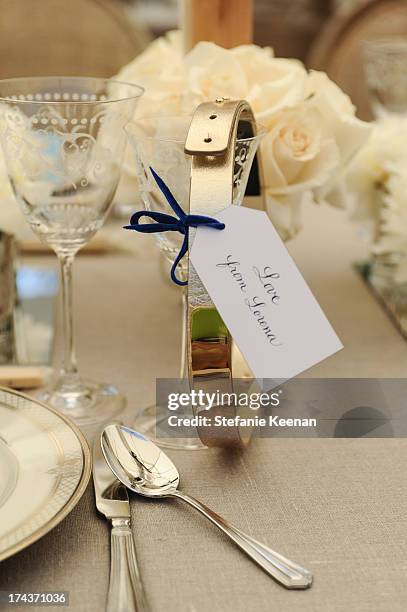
[234,46,308,122]
[305,71,372,206]
[246,60,307,124]
[115,31,191,118]
[115,32,308,122]
[231,43,275,82]
[306,71,371,164]
[184,41,249,101]
[115,30,182,88]
[261,104,340,197]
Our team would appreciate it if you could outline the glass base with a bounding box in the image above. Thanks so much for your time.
[38,377,126,428]
[133,404,207,451]
[370,256,407,302]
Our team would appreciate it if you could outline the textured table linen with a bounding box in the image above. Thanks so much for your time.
[1,203,407,612]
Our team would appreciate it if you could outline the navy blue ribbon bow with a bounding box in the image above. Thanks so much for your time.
[124,167,225,286]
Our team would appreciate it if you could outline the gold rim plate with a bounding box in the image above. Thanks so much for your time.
[0,387,91,562]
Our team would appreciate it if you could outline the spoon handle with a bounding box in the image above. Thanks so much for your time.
[171,491,312,589]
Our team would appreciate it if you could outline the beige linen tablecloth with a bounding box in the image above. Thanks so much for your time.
[1,203,407,612]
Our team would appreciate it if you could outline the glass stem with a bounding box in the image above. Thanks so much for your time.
[180,286,188,379]
[59,253,79,384]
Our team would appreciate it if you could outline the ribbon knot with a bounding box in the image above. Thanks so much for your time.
[124,167,225,286]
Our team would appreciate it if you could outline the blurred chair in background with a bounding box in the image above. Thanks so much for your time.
[0,0,150,78]
[254,0,332,61]
[307,0,407,119]
[333,0,366,10]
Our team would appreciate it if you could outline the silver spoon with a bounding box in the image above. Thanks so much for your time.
[101,424,313,590]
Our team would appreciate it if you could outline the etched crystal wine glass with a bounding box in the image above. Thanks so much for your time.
[0,77,143,425]
[126,115,265,449]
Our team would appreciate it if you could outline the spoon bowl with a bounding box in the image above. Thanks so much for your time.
[101,424,313,590]
[101,425,179,497]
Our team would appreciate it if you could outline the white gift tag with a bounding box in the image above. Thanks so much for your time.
[190,205,343,388]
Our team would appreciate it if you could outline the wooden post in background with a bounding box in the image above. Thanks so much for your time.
[181,0,253,52]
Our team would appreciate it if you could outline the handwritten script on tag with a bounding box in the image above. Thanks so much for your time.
[190,206,343,388]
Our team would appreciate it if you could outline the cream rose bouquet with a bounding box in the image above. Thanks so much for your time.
[115,30,371,240]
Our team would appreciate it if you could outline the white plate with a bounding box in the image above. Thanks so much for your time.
[0,387,91,561]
